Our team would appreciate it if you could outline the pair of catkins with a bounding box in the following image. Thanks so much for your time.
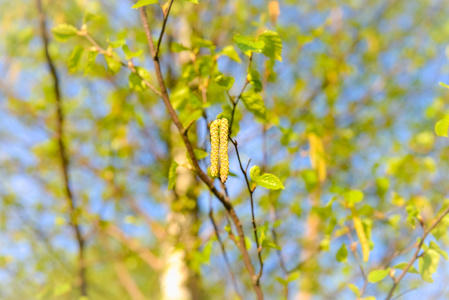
[210,118,229,183]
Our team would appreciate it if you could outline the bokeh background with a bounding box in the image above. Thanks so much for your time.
[1,0,449,299]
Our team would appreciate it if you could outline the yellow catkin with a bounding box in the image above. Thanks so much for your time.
[353,213,370,262]
[219,118,229,183]
[210,120,220,177]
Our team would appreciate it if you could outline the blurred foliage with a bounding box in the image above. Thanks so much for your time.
[1,0,449,299]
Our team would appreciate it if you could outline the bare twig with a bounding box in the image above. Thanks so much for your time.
[229,137,264,283]
[36,0,87,296]
[106,224,162,270]
[228,53,253,137]
[347,230,368,296]
[208,197,243,299]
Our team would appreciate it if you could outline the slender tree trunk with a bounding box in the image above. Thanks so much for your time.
[160,16,200,300]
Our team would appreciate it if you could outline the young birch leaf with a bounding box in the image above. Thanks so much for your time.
[108,39,125,49]
[168,161,178,190]
[194,149,208,160]
[250,165,261,181]
[368,269,389,283]
[52,24,78,41]
[336,244,348,262]
[258,30,283,62]
[131,0,158,9]
[344,189,364,204]
[241,91,266,121]
[419,249,440,282]
[219,45,241,63]
[67,45,84,74]
[429,241,448,260]
[171,43,190,53]
[435,116,449,137]
[129,67,151,91]
[247,68,262,92]
[214,74,234,90]
[84,50,98,76]
[104,51,122,74]
[122,44,143,60]
[255,173,285,190]
[393,262,419,274]
[233,34,265,56]
[347,284,361,297]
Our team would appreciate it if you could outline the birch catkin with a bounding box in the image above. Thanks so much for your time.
[219,118,229,183]
[210,119,220,178]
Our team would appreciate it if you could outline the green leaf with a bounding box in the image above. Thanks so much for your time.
[122,45,143,60]
[435,116,449,137]
[255,173,285,190]
[347,284,360,297]
[336,244,348,262]
[214,74,234,90]
[287,271,300,282]
[185,0,199,3]
[393,262,419,274]
[301,169,318,192]
[67,45,84,74]
[84,50,98,75]
[219,45,241,63]
[52,24,78,41]
[419,249,440,282]
[250,165,284,190]
[168,161,178,190]
[439,82,449,89]
[201,240,213,265]
[276,276,288,286]
[245,236,252,250]
[258,30,283,62]
[108,39,125,49]
[247,68,262,92]
[129,67,151,91]
[367,269,389,283]
[171,43,190,53]
[131,0,158,9]
[429,241,448,260]
[250,166,261,181]
[104,51,122,74]
[344,189,364,204]
[233,34,265,56]
[194,149,208,160]
[240,91,266,121]
[265,242,282,250]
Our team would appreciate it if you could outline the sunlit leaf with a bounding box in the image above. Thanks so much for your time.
[52,24,78,41]
[131,0,158,9]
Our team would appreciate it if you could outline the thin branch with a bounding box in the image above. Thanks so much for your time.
[138,6,263,299]
[208,197,242,300]
[106,224,162,270]
[36,0,87,296]
[79,30,161,97]
[229,137,264,283]
[228,53,253,137]
[347,230,368,296]
[155,0,174,59]
[385,204,449,300]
